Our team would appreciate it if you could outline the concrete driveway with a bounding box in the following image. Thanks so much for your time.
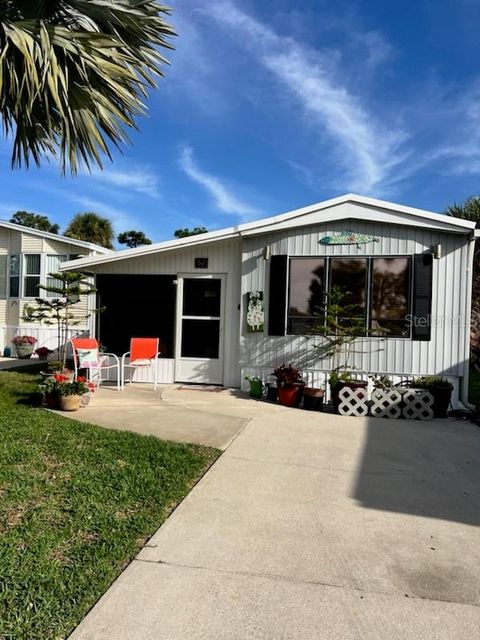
[70,409,480,639]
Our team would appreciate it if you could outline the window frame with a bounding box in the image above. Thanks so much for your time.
[6,252,81,299]
[286,255,413,339]
[23,253,42,299]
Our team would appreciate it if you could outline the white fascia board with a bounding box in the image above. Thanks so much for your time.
[240,196,476,236]
[61,230,240,270]
[59,193,476,270]
[241,205,475,236]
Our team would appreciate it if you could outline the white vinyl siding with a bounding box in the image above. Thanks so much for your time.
[241,220,471,380]
[46,255,69,296]
[92,239,243,387]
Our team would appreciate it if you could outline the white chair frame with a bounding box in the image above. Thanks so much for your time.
[71,344,121,391]
[121,351,161,391]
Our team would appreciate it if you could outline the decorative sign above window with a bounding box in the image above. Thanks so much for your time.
[246,291,264,333]
[194,257,208,269]
[319,232,378,247]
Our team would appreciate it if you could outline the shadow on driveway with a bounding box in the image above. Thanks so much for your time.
[352,417,480,526]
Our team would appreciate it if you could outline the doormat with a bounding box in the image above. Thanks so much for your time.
[178,385,224,392]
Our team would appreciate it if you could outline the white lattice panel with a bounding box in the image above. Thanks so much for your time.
[338,387,368,417]
[371,389,403,419]
[402,390,434,420]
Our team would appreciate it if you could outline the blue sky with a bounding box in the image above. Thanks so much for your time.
[1,0,480,244]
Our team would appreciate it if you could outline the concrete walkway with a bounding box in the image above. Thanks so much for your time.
[59,385,293,449]
[70,408,480,639]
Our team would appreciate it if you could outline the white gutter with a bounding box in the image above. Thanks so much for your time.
[460,232,476,411]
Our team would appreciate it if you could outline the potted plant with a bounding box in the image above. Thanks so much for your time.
[411,376,454,418]
[12,335,37,359]
[245,375,263,399]
[40,374,62,409]
[328,369,368,411]
[34,346,54,361]
[273,364,304,407]
[303,386,325,411]
[56,375,94,411]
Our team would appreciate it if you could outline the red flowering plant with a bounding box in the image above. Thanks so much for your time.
[12,335,37,346]
[35,346,54,358]
[272,363,303,387]
[41,374,94,397]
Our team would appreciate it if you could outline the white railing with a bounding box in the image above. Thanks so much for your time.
[1,325,89,357]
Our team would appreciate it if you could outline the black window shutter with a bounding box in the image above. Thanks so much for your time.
[412,253,433,341]
[268,255,288,336]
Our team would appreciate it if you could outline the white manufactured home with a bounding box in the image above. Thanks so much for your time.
[0,220,111,353]
[62,194,479,409]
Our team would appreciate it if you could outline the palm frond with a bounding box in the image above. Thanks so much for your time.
[0,0,175,173]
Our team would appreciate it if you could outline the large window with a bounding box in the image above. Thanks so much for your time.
[371,258,410,336]
[288,258,325,334]
[24,254,41,297]
[287,256,411,337]
[9,254,20,297]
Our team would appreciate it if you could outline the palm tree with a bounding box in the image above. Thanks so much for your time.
[0,1,175,174]
[64,212,114,249]
[446,196,480,365]
[446,196,480,223]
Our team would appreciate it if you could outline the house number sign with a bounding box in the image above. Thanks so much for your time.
[194,257,209,269]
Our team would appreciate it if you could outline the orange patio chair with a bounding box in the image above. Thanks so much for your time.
[69,337,121,391]
[121,338,161,390]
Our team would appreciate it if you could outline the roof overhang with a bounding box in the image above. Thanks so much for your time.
[60,194,477,271]
[0,219,113,254]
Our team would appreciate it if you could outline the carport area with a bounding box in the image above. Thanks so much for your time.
[70,397,480,639]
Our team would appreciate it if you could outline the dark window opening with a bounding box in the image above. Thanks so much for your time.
[287,256,412,338]
[96,274,176,357]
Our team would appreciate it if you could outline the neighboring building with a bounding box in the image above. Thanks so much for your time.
[61,194,479,409]
[0,220,111,354]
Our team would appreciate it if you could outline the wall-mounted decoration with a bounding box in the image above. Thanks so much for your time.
[246,291,264,333]
[194,257,208,269]
[319,231,378,247]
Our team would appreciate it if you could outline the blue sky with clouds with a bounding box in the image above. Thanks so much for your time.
[1,0,480,244]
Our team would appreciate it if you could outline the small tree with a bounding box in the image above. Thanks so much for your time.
[174,226,208,238]
[22,272,100,368]
[312,286,366,385]
[118,230,152,248]
[10,210,59,234]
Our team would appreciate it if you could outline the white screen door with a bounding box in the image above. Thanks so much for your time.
[175,275,224,384]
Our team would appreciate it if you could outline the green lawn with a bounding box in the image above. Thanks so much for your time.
[0,369,219,640]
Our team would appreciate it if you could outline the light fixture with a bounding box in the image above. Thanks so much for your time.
[433,243,442,259]
[262,246,271,261]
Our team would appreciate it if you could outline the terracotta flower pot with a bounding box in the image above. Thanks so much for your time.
[277,383,304,407]
[59,395,82,411]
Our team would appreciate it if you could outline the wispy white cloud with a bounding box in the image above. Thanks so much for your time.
[203,2,407,194]
[425,83,480,176]
[178,145,259,218]
[82,166,160,198]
